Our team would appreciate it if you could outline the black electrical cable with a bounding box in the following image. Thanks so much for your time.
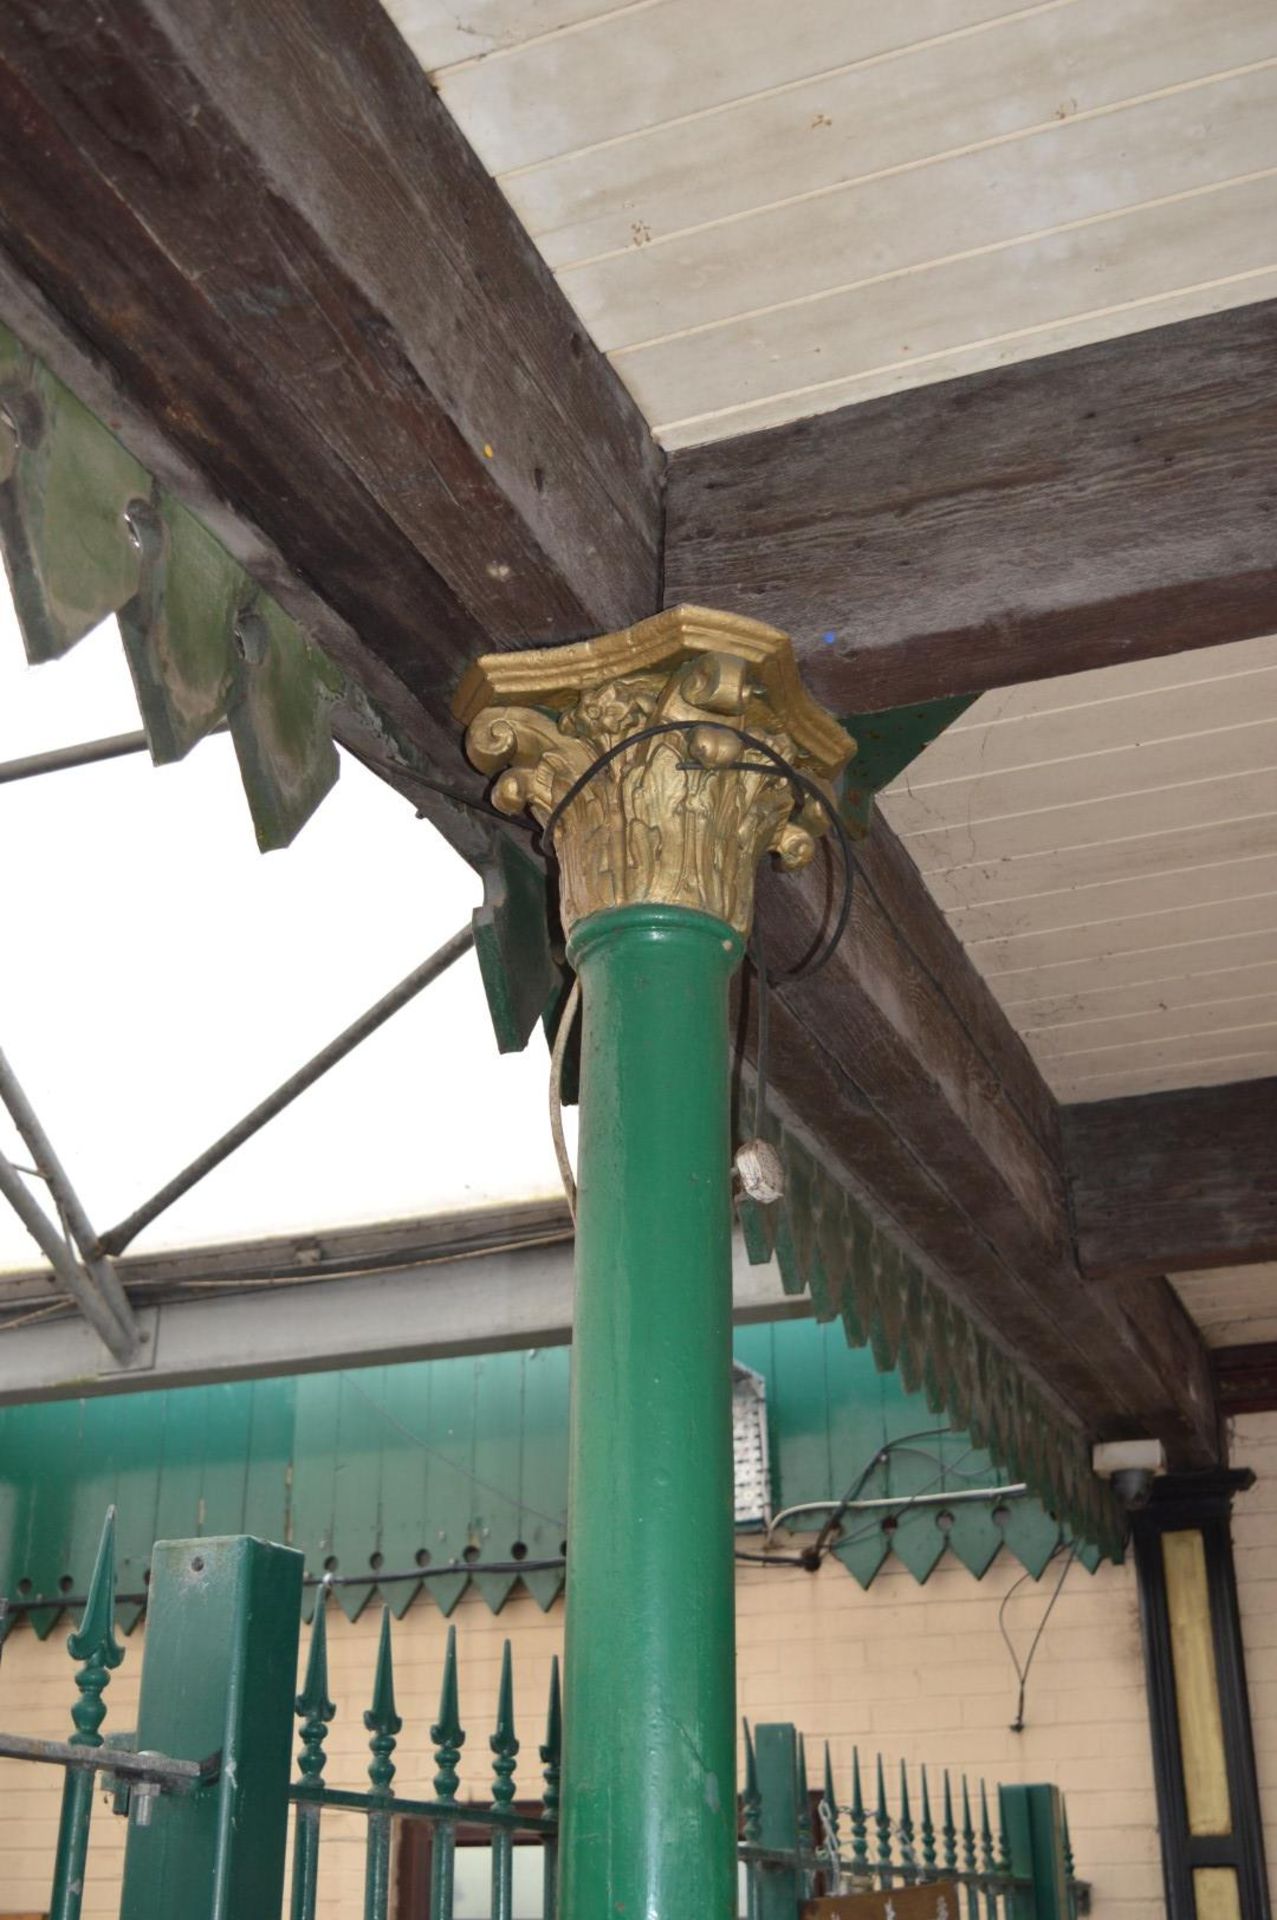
[999,1540,1078,1733]
[828,1445,983,1557]
[748,931,771,1137]
[808,1427,957,1564]
[351,747,538,830]
[362,720,854,982]
[540,721,855,984]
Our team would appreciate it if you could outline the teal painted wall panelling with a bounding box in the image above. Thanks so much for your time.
[0,1324,1096,1633]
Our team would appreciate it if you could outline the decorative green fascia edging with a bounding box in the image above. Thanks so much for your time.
[0,322,343,850]
[0,318,563,1064]
[738,1121,1126,1563]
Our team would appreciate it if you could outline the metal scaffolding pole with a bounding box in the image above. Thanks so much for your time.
[0,1046,139,1350]
[0,722,228,787]
[0,730,150,785]
[0,1151,136,1362]
[99,923,476,1257]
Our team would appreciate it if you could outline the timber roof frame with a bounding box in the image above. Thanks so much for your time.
[1,0,1275,1475]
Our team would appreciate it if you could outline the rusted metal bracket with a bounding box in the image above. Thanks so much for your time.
[0,1729,219,1793]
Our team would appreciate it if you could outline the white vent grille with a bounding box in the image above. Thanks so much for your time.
[732,1362,771,1529]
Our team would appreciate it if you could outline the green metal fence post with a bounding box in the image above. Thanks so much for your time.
[48,1508,123,1920]
[364,1609,402,1920]
[291,1590,335,1920]
[980,1782,999,1920]
[920,1767,937,1878]
[118,1534,303,1918]
[899,1762,917,1885]
[1000,1784,1070,1920]
[755,1722,802,1920]
[850,1749,870,1886]
[490,1641,519,1920]
[540,1657,562,1920]
[559,902,741,1920]
[743,1722,763,1920]
[430,1624,465,1920]
[877,1755,894,1889]
[962,1778,980,1920]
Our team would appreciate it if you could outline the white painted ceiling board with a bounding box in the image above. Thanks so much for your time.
[1047,1018,1277,1074]
[380,0,635,72]
[892,663,1277,785]
[431,0,1034,173]
[883,718,1277,840]
[627,178,1277,438]
[905,772,1277,876]
[1033,993,1277,1057]
[1014,959,1277,1030]
[1058,1054,1277,1099]
[927,630,1277,722]
[968,876,1277,973]
[879,638,1277,1102]
[504,0,1274,272]
[388,0,1277,442]
[946,850,1277,945]
[924,815,1277,913]
[1053,1051,1277,1101]
[994,930,1277,1009]
[565,67,1277,351]
[652,268,1277,445]
[1174,1264,1277,1348]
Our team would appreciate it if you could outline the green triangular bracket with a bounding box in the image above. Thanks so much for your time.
[840,694,977,837]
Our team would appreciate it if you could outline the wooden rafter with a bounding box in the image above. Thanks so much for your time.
[1065,1078,1277,1282]
[665,299,1277,714]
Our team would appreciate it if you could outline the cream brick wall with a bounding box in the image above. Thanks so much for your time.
[1228,1409,1277,1887]
[0,1549,1161,1919]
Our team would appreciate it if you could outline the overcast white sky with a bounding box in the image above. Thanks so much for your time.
[0,581,565,1271]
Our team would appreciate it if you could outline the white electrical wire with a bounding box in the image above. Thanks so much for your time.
[549,977,581,1223]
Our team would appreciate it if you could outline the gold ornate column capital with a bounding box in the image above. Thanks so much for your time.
[452,605,855,937]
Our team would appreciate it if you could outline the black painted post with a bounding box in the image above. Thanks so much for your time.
[1131,1471,1270,1920]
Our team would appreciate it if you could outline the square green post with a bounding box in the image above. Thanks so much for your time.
[755,1723,803,1920]
[120,1535,304,1918]
[1000,1784,1069,1920]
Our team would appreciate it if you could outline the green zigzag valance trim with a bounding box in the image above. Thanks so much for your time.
[739,1121,1126,1562]
[1,321,342,851]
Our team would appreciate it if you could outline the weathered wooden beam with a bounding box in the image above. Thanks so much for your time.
[665,300,1277,714]
[754,814,1220,1465]
[1215,1343,1277,1418]
[0,0,662,753]
[1064,1078,1277,1283]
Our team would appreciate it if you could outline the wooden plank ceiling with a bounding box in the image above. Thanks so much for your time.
[876,633,1277,1102]
[391,0,1277,445]
[1174,1265,1277,1349]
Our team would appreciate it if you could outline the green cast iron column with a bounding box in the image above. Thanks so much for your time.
[559,902,741,1920]
[454,606,853,1920]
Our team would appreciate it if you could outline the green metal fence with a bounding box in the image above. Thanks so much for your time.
[284,1594,561,1920]
[742,1721,1090,1920]
[0,1512,1088,1920]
